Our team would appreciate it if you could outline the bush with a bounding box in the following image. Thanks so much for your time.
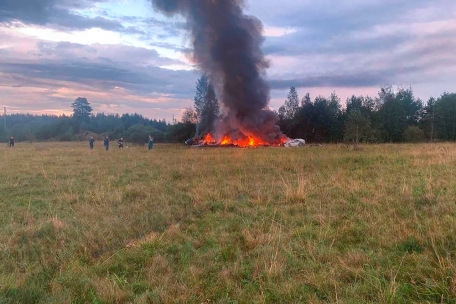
[403,126,425,143]
[166,122,196,143]
[123,124,163,144]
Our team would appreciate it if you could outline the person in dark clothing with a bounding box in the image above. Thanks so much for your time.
[9,136,14,147]
[89,136,95,149]
[103,136,110,150]
[148,135,154,150]
[117,138,124,148]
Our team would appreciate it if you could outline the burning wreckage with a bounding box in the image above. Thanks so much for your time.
[185,134,305,148]
[151,0,305,148]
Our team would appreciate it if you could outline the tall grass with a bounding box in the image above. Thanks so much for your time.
[1,142,456,303]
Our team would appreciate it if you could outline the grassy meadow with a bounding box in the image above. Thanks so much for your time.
[1,141,456,303]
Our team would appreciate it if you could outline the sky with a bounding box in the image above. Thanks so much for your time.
[0,0,455,121]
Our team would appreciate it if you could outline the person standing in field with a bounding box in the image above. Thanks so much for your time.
[9,136,14,147]
[118,138,124,148]
[148,135,154,150]
[103,136,110,150]
[89,136,95,149]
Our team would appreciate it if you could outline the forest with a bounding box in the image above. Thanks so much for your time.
[275,86,456,144]
[2,79,455,144]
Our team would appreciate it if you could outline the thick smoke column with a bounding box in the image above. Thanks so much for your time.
[151,0,286,143]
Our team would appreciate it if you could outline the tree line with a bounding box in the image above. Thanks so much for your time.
[2,81,455,144]
[0,97,191,144]
[276,86,456,144]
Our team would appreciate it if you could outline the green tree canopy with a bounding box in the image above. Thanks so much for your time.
[181,108,198,124]
[279,86,299,120]
[377,86,423,142]
[194,75,219,136]
[344,110,373,146]
[434,92,456,141]
[71,97,92,121]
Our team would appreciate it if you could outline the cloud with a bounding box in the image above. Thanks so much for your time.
[0,0,128,31]
[1,61,196,95]
[0,33,195,91]
[1,0,188,45]
[1,76,193,119]
[249,0,454,31]
[0,32,199,118]
[257,0,456,95]
[35,41,182,66]
[269,73,388,89]
[123,16,186,37]
[1,0,455,120]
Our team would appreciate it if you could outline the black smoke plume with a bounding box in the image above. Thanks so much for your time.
[151,0,287,143]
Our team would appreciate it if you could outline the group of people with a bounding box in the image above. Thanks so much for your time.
[89,135,154,150]
[6,135,154,150]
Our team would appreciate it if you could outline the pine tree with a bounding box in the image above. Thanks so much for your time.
[71,97,92,121]
[283,86,299,119]
[301,92,311,107]
[181,108,198,124]
[194,75,219,136]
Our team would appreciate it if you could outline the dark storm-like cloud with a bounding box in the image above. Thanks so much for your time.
[0,0,188,40]
[0,0,125,31]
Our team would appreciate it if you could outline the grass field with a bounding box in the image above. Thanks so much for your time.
[1,142,456,303]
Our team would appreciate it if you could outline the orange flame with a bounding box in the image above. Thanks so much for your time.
[199,133,287,147]
[220,136,231,145]
[200,134,287,148]
[202,134,216,144]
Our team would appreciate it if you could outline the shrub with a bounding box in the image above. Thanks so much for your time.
[403,126,425,143]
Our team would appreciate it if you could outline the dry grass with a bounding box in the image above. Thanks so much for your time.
[1,142,456,303]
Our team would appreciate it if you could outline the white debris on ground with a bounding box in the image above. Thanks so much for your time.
[284,138,306,147]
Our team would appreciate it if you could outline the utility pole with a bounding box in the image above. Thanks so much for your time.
[3,107,6,142]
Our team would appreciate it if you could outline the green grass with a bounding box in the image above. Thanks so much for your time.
[1,142,456,303]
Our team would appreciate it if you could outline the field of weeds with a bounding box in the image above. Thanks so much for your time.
[1,142,456,303]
